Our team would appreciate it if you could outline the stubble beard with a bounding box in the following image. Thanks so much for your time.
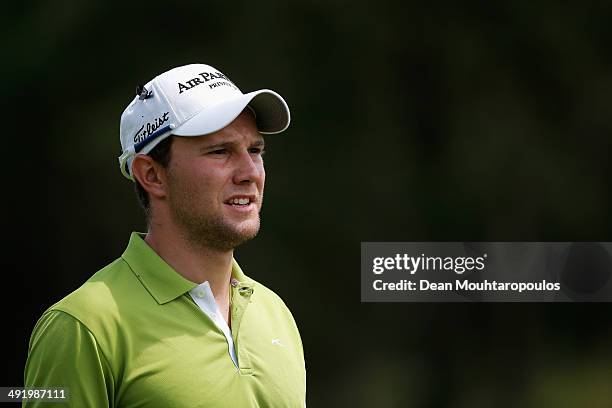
[168,191,261,253]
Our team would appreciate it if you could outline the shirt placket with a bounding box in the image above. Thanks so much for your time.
[230,278,254,375]
[189,283,239,368]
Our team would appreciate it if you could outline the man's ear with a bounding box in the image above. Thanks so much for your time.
[131,154,168,199]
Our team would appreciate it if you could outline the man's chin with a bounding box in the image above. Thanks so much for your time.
[232,221,261,242]
[174,210,261,251]
[212,219,260,250]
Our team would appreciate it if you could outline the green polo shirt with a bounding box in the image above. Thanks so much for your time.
[24,233,306,407]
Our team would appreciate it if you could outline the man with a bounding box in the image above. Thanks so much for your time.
[24,63,306,407]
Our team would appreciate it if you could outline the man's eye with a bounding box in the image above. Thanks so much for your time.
[249,148,265,155]
[210,149,227,155]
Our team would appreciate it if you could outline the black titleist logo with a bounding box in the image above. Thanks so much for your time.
[134,112,170,144]
[178,71,235,94]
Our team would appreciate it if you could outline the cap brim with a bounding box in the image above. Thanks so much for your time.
[172,89,290,137]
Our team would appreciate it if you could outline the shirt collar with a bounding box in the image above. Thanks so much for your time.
[121,232,254,304]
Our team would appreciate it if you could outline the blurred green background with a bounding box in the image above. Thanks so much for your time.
[4,0,612,407]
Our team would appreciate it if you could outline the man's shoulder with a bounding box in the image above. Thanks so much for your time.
[46,257,138,330]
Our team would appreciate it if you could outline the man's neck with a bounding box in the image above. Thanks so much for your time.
[144,223,233,323]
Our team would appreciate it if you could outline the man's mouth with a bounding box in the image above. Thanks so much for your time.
[224,196,256,207]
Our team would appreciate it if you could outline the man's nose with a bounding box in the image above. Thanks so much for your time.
[233,151,263,185]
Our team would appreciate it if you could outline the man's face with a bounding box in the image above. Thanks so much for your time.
[164,109,265,251]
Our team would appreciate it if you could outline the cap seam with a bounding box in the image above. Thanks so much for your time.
[155,78,181,128]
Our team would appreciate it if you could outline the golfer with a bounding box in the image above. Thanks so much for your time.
[23,63,307,407]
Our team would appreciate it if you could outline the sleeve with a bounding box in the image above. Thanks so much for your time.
[23,310,115,408]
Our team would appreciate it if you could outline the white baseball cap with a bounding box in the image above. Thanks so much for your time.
[119,63,290,180]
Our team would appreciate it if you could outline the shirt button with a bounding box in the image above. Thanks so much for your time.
[196,290,205,298]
